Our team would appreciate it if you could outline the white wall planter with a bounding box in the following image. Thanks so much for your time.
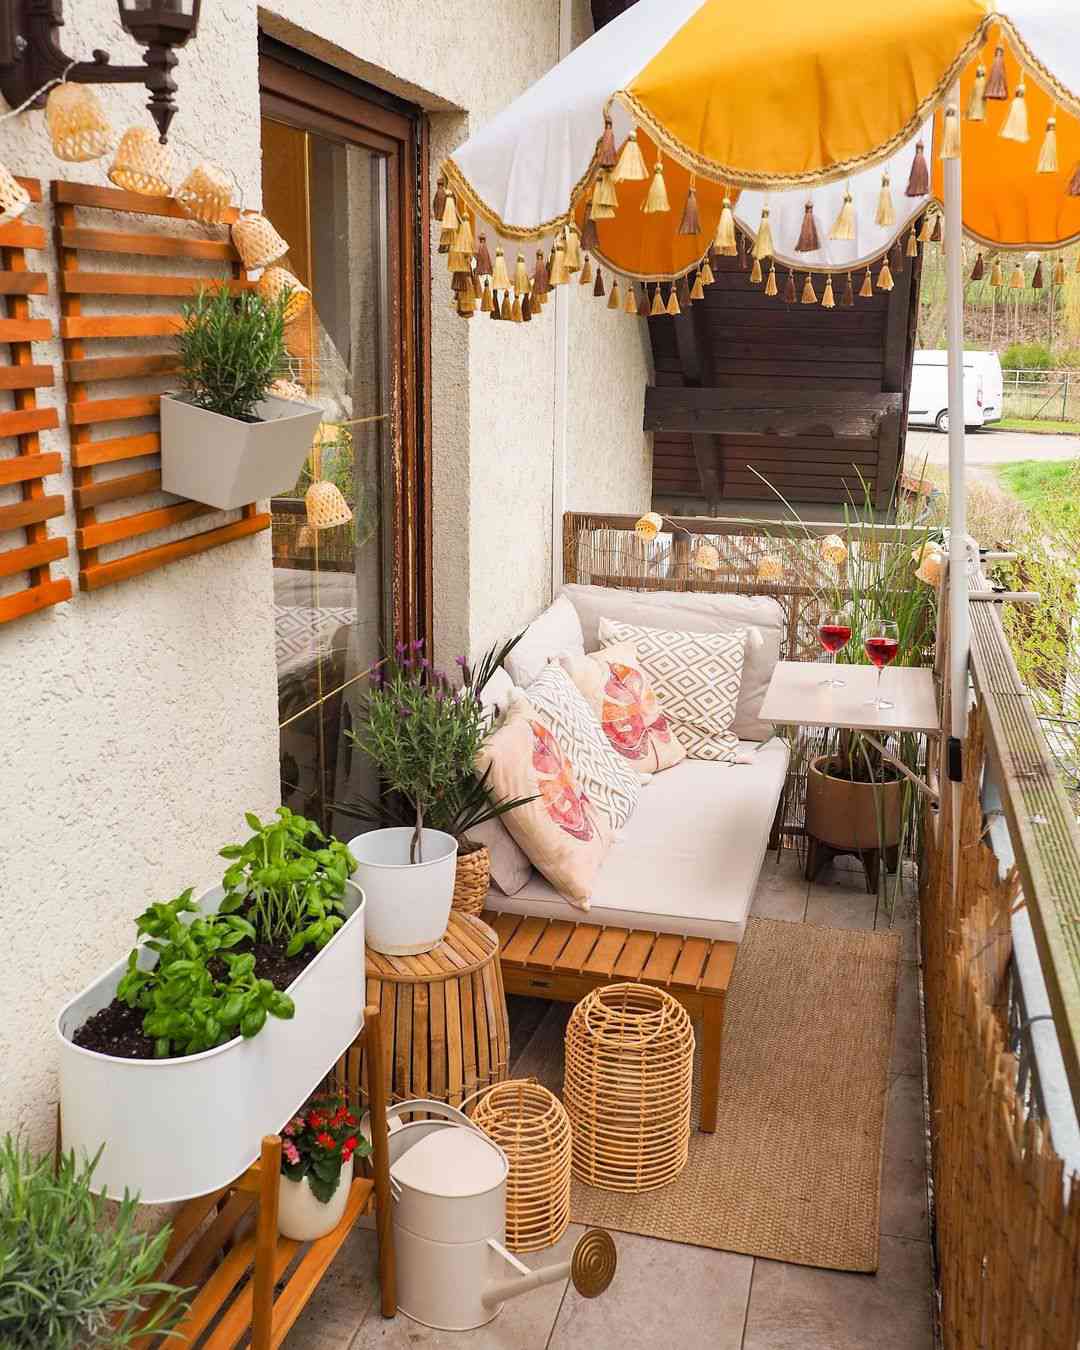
[55,881,366,1205]
[160,392,323,510]
[348,828,457,956]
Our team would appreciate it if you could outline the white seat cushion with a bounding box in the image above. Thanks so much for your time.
[484,738,789,944]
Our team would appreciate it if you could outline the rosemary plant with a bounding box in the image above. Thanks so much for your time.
[176,284,290,421]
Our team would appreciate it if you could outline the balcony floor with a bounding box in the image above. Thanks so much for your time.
[285,852,932,1350]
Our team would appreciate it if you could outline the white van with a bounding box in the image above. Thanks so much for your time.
[908,350,1004,432]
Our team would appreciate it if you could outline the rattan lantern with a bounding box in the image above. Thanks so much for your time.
[305,480,353,530]
[757,554,784,582]
[471,1080,573,1253]
[175,161,233,223]
[108,126,173,195]
[269,378,309,403]
[564,983,694,1193]
[691,540,720,572]
[0,164,30,226]
[258,266,310,321]
[634,511,663,542]
[45,83,111,162]
[820,533,848,566]
[231,210,288,270]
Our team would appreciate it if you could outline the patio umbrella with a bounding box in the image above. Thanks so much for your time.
[441,0,1080,783]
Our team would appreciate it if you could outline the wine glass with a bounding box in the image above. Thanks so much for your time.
[817,609,852,687]
[864,620,900,711]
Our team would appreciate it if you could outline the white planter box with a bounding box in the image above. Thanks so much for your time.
[160,392,323,510]
[55,881,366,1205]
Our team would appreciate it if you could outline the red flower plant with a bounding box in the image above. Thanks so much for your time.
[280,1092,372,1205]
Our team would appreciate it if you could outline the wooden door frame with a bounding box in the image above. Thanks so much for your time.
[258,40,432,649]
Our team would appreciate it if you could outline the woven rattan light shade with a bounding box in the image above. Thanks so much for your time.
[175,161,233,224]
[564,983,694,1193]
[109,127,173,196]
[472,1080,572,1252]
[0,164,29,225]
[452,843,490,915]
[268,378,309,403]
[232,211,289,270]
[305,480,353,530]
[258,266,310,321]
[45,84,111,162]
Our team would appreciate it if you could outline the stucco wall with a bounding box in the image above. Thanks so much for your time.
[0,0,650,1150]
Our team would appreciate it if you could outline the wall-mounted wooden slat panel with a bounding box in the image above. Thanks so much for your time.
[68,394,161,426]
[0,271,47,295]
[0,494,65,530]
[79,513,271,591]
[74,468,162,509]
[0,363,53,389]
[0,405,59,438]
[0,535,67,579]
[61,314,183,339]
[76,500,213,551]
[0,317,50,342]
[66,353,179,383]
[0,578,72,624]
[53,180,239,222]
[61,273,250,298]
[70,432,161,468]
[0,221,46,250]
[0,451,61,485]
[58,226,236,262]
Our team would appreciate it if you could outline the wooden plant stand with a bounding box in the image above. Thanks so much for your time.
[132,1006,395,1348]
[482,910,735,1134]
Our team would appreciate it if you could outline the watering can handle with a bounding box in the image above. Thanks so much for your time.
[384,1099,476,1129]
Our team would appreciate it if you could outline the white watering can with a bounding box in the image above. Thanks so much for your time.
[373,1099,616,1331]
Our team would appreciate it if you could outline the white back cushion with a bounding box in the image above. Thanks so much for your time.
[505,593,585,687]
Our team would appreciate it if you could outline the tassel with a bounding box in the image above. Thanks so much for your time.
[451,215,474,258]
[438,226,452,255]
[764,263,778,297]
[608,277,622,310]
[906,228,919,257]
[525,292,535,320]
[859,268,873,298]
[590,169,618,218]
[677,274,692,308]
[985,43,1008,100]
[795,200,822,252]
[1032,259,1044,289]
[782,270,796,304]
[690,270,705,301]
[821,275,835,309]
[875,174,895,228]
[598,115,617,170]
[475,234,493,276]
[1069,162,1080,195]
[440,191,459,231]
[624,282,639,314]
[830,189,857,240]
[649,285,665,316]
[842,273,855,307]
[490,292,501,320]
[1000,82,1029,142]
[613,129,648,183]
[564,225,582,273]
[490,246,511,290]
[432,174,447,219]
[678,176,701,235]
[665,284,680,316]
[511,293,523,322]
[990,257,1004,286]
[1009,260,1025,289]
[580,254,593,285]
[532,250,549,300]
[447,246,470,276]
[593,266,605,298]
[480,278,494,312]
[749,256,763,284]
[1053,256,1066,286]
[514,252,531,294]
[714,195,737,254]
[939,106,961,160]
[639,287,651,318]
[753,207,774,260]
[581,214,600,252]
[918,213,933,243]
[549,242,569,286]
[800,272,817,304]
[643,158,670,213]
[930,214,943,244]
[877,258,894,291]
[970,253,985,282]
[890,241,904,276]
[1037,116,1058,173]
[967,64,987,120]
[737,232,750,271]
[905,141,930,197]
[500,291,512,319]
[700,257,715,285]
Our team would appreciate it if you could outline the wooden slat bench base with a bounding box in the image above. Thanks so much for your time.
[481,909,737,1133]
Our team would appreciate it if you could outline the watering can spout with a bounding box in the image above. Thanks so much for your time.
[482,1229,617,1309]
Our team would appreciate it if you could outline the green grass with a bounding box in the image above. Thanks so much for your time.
[997,417,1080,435]
[997,458,1080,531]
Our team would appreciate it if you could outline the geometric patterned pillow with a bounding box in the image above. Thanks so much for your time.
[521,664,642,831]
[599,617,746,763]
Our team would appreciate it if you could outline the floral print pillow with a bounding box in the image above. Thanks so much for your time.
[561,642,686,774]
[475,696,612,909]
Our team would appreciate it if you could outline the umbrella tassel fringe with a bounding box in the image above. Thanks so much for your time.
[1036,117,1057,173]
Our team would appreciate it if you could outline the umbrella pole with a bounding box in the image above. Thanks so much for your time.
[943,80,968,867]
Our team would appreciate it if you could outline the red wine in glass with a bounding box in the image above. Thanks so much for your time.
[864,621,900,710]
[817,610,851,687]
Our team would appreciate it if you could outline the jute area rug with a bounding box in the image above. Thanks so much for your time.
[570,917,902,1272]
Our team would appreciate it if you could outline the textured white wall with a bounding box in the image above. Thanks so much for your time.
[0,0,651,1149]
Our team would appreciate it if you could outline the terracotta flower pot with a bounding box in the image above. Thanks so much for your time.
[804,754,903,854]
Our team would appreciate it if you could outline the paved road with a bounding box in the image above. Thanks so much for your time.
[905,426,1080,469]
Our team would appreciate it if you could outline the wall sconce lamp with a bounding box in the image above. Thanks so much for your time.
[0,0,202,143]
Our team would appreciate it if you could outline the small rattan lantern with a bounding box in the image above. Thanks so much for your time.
[634,511,663,542]
[258,265,310,321]
[564,983,694,1193]
[757,554,784,582]
[45,83,111,162]
[305,480,353,530]
[232,210,289,270]
[175,161,233,223]
[820,533,848,566]
[109,127,173,196]
[471,1080,572,1253]
[691,540,720,572]
[0,163,30,226]
[268,378,309,403]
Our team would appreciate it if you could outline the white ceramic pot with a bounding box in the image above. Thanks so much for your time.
[55,881,365,1205]
[278,1170,351,1241]
[348,828,458,956]
[160,392,323,509]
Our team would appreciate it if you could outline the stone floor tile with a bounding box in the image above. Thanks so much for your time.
[890,962,922,1077]
[507,994,552,1065]
[880,1074,929,1243]
[742,1237,932,1350]
[509,1001,571,1093]
[877,882,919,961]
[284,1225,380,1348]
[805,869,879,930]
[751,857,809,922]
[548,1229,753,1350]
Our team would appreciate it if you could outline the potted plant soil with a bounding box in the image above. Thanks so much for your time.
[277,1092,371,1240]
[346,636,533,954]
[160,284,322,509]
[56,808,367,1205]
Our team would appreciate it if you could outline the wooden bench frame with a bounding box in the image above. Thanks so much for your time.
[482,910,736,1133]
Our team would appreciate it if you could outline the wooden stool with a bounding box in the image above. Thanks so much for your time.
[365,912,510,1109]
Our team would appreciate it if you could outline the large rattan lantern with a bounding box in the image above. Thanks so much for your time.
[109,126,173,195]
[175,161,232,224]
[45,84,112,163]
[232,211,289,270]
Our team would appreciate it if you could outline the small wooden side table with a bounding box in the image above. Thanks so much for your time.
[365,912,510,1109]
